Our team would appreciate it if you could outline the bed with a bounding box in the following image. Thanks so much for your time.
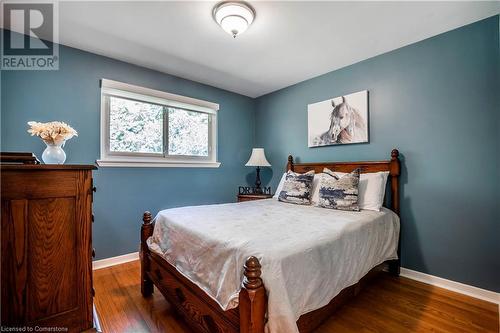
[140,149,401,333]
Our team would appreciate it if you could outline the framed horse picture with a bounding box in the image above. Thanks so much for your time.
[308,90,369,147]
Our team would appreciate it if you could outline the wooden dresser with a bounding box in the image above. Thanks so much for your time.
[1,164,96,331]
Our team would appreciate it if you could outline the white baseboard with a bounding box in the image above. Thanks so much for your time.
[400,267,500,305]
[92,252,139,270]
[92,253,499,305]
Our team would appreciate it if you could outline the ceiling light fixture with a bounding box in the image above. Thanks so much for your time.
[213,1,255,38]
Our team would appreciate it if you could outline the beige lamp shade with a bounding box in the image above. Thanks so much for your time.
[245,148,271,167]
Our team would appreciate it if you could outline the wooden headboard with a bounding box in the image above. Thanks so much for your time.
[286,149,401,216]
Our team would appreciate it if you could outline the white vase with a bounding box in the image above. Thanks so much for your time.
[42,142,66,164]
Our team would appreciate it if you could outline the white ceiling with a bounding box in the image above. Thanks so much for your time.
[16,2,500,97]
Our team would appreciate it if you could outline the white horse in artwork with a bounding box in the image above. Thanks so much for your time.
[313,96,367,146]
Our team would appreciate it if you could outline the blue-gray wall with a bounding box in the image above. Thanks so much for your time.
[2,16,499,292]
[1,43,256,260]
[255,16,500,292]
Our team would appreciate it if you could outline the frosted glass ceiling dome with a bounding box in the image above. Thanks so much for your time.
[213,2,255,38]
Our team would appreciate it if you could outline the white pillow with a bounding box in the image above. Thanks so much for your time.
[332,171,389,211]
[273,173,287,199]
[311,173,326,205]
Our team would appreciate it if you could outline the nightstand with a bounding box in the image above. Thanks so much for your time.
[237,193,273,202]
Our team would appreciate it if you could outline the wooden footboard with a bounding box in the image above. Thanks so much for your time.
[140,149,401,333]
[141,213,266,333]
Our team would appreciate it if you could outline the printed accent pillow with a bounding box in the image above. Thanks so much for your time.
[317,168,360,211]
[278,170,315,205]
[331,171,389,211]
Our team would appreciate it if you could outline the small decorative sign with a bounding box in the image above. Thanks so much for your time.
[238,186,272,195]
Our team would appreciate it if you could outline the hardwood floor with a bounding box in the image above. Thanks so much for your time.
[94,261,498,333]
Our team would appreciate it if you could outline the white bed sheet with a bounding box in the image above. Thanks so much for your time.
[147,199,399,333]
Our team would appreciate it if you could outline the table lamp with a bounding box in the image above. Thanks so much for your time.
[245,148,271,194]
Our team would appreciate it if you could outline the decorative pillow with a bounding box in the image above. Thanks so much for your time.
[317,168,360,211]
[278,170,315,205]
[333,171,389,211]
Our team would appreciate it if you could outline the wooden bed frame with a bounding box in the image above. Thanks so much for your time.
[140,149,401,333]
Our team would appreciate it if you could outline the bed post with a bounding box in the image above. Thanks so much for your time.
[388,149,401,276]
[141,211,154,297]
[389,149,401,215]
[239,256,267,333]
[287,155,294,172]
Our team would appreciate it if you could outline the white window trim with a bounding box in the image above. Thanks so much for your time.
[97,79,221,168]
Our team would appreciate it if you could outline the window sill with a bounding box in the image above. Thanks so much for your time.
[96,159,221,168]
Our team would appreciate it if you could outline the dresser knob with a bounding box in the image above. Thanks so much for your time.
[92,248,96,258]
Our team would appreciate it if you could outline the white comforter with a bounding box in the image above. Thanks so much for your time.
[147,199,399,333]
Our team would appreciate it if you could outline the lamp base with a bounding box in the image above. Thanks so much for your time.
[254,166,262,194]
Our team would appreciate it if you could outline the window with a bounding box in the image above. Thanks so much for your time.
[98,79,219,167]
